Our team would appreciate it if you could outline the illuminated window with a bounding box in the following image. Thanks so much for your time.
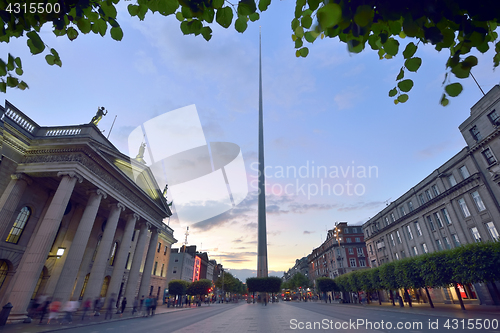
[486,222,499,241]
[100,276,110,297]
[458,198,471,217]
[109,242,118,266]
[471,191,486,211]
[92,236,102,261]
[0,260,8,289]
[79,274,90,300]
[414,221,422,236]
[6,206,31,244]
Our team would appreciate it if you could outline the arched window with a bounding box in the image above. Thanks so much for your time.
[79,273,90,300]
[0,260,8,289]
[109,241,118,266]
[92,235,102,262]
[6,206,31,244]
[100,276,110,297]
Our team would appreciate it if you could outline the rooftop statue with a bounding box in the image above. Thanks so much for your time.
[134,142,147,164]
[91,106,107,125]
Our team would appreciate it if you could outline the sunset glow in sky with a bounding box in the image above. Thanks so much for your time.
[4,2,500,281]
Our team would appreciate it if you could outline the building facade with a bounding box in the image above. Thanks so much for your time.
[362,86,500,305]
[0,101,176,322]
[308,222,368,285]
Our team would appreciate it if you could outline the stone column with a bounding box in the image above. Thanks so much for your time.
[124,222,149,302]
[8,172,82,317]
[51,189,107,302]
[138,226,159,298]
[105,213,139,304]
[82,202,125,301]
[0,173,32,240]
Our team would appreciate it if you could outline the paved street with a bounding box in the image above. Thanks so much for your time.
[2,301,499,333]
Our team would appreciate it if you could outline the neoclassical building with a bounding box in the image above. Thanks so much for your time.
[0,101,176,322]
[363,86,500,305]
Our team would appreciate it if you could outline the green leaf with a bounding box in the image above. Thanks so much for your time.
[317,3,342,29]
[396,68,404,80]
[405,57,422,72]
[291,18,300,31]
[76,18,92,34]
[249,12,259,21]
[389,87,397,97]
[301,15,312,29]
[15,68,23,75]
[213,0,224,9]
[445,82,463,97]
[201,26,212,41]
[176,12,184,21]
[440,94,449,106]
[158,0,179,15]
[235,17,247,33]
[0,81,6,93]
[398,94,409,103]
[402,42,417,59]
[97,19,107,36]
[304,31,317,43]
[295,39,303,48]
[110,26,123,41]
[7,76,18,87]
[258,0,271,12]
[181,6,193,19]
[238,0,256,16]
[216,7,233,29]
[307,0,320,11]
[451,64,470,78]
[67,27,79,41]
[26,31,45,54]
[383,38,399,56]
[295,26,304,38]
[398,79,414,92]
[299,47,309,57]
[45,54,55,65]
[353,5,373,27]
[0,61,6,76]
[17,81,28,90]
[180,21,190,35]
[462,55,478,68]
[14,57,22,68]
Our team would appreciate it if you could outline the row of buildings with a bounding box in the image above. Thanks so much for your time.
[0,101,221,323]
[286,85,500,306]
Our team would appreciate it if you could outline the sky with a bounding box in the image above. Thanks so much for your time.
[3,2,500,282]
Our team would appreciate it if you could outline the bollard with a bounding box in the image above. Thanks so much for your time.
[0,303,13,326]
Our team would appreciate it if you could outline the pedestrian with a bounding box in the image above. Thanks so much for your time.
[81,298,91,320]
[120,297,127,317]
[328,294,332,303]
[151,297,157,316]
[139,295,145,315]
[38,297,51,324]
[93,297,101,316]
[132,297,138,315]
[47,298,61,324]
[60,300,78,324]
[144,296,151,317]
[105,293,116,320]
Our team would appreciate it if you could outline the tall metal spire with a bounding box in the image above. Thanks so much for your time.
[257,27,268,278]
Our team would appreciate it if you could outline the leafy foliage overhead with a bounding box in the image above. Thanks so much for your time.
[1,0,500,104]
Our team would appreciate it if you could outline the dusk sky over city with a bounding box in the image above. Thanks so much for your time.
[4,1,500,282]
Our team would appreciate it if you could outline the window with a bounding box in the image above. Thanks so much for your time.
[0,260,8,289]
[6,206,31,244]
[79,274,90,300]
[164,245,168,255]
[396,230,402,243]
[92,236,102,262]
[384,216,389,226]
[412,246,418,256]
[482,148,496,165]
[488,109,500,125]
[471,191,486,211]
[131,230,136,242]
[355,237,360,242]
[359,260,366,267]
[441,208,452,225]
[414,221,422,236]
[153,261,158,275]
[348,248,354,254]
[394,253,399,260]
[408,201,414,212]
[432,185,440,196]
[109,242,118,266]
[419,194,425,205]
[349,258,356,267]
[406,225,413,240]
[486,222,499,241]
[401,250,406,258]
[368,245,373,255]
[160,264,164,277]
[125,252,131,270]
[357,247,364,255]
[459,166,470,179]
[434,212,444,228]
[451,234,460,247]
[390,213,396,223]
[400,206,406,216]
[346,238,352,243]
[427,215,435,231]
[470,227,481,242]
[390,233,395,246]
[157,242,161,253]
[470,125,482,141]
[435,239,443,251]
[425,190,432,201]
[458,198,471,217]
[421,243,428,254]
[443,236,451,249]
[448,175,457,187]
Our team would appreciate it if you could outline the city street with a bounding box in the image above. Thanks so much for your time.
[2,301,500,333]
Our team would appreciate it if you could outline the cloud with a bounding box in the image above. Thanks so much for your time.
[289,202,338,213]
[303,230,315,234]
[334,86,365,110]
[415,141,457,160]
[337,201,385,212]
